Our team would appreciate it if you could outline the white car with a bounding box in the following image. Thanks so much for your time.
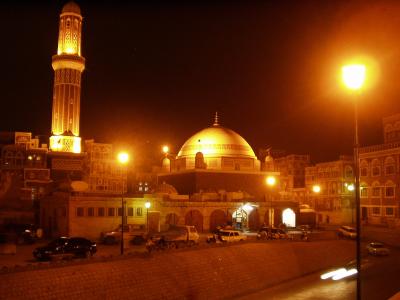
[337,226,357,239]
[366,242,390,256]
[218,230,247,242]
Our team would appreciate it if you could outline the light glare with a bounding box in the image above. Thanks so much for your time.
[312,185,321,193]
[266,176,276,186]
[342,64,366,90]
[117,152,129,164]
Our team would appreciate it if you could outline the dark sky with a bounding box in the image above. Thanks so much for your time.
[2,0,400,164]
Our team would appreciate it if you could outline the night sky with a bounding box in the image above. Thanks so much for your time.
[2,0,400,165]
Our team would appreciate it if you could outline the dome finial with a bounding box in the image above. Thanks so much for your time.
[213,111,219,126]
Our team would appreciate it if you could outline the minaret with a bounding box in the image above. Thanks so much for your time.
[49,1,85,153]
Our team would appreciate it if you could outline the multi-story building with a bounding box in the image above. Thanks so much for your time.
[358,113,400,227]
[84,140,127,194]
[305,155,355,225]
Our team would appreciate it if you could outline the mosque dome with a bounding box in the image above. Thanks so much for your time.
[62,1,81,15]
[177,115,256,160]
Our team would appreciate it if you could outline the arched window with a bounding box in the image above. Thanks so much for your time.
[372,181,381,197]
[384,157,396,175]
[371,159,381,177]
[360,183,368,198]
[360,160,368,177]
[385,180,395,198]
[344,165,353,178]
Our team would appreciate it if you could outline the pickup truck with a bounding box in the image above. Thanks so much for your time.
[100,224,146,245]
[148,225,199,249]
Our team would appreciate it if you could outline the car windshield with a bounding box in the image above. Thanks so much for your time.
[48,238,67,247]
[220,232,230,236]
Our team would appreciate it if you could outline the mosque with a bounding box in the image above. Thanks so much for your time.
[1,2,311,239]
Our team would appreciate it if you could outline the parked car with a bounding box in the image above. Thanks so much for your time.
[101,224,145,245]
[337,226,357,239]
[218,230,247,242]
[33,237,97,260]
[366,242,390,256]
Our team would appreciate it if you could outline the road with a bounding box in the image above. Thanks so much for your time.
[235,247,400,300]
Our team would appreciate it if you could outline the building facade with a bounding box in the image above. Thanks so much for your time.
[305,155,355,225]
[358,113,400,227]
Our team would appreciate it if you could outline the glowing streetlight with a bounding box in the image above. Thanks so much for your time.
[117,151,129,255]
[266,176,276,187]
[265,176,276,227]
[342,62,367,300]
[162,145,169,155]
[145,201,151,233]
[312,185,321,193]
[117,152,129,164]
[342,64,366,90]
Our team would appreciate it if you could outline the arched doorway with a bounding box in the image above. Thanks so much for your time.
[185,210,203,232]
[282,208,296,227]
[209,210,226,232]
[248,209,260,230]
[165,213,179,226]
[232,209,248,230]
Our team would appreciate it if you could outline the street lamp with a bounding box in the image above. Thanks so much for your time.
[145,201,151,233]
[342,63,366,300]
[162,145,169,155]
[347,183,355,224]
[117,151,129,255]
[312,185,321,227]
[265,176,276,227]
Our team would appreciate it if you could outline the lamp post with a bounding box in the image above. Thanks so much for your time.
[312,184,321,227]
[347,183,355,224]
[342,63,366,300]
[117,151,129,255]
[265,176,276,227]
[145,201,151,233]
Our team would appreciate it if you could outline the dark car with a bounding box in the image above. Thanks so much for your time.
[33,237,97,260]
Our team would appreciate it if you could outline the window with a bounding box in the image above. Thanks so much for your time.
[371,159,381,176]
[117,207,123,217]
[360,186,368,198]
[127,207,134,217]
[345,166,353,178]
[108,207,115,217]
[136,207,143,216]
[76,207,84,217]
[385,186,395,197]
[87,207,94,217]
[372,207,381,215]
[384,157,396,175]
[98,207,105,217]
[372,187,381,197]
[361,168,368,177]
[385,207,394,216]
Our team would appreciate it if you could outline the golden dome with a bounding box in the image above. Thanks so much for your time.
[62,1,81,15]
[177,124,257,159]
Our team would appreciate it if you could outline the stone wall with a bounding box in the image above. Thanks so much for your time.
[0,240,355,299]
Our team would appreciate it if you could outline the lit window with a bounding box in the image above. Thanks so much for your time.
[360,186,368,197]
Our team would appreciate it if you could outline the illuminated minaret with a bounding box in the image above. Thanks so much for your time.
[49,1,85,153]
